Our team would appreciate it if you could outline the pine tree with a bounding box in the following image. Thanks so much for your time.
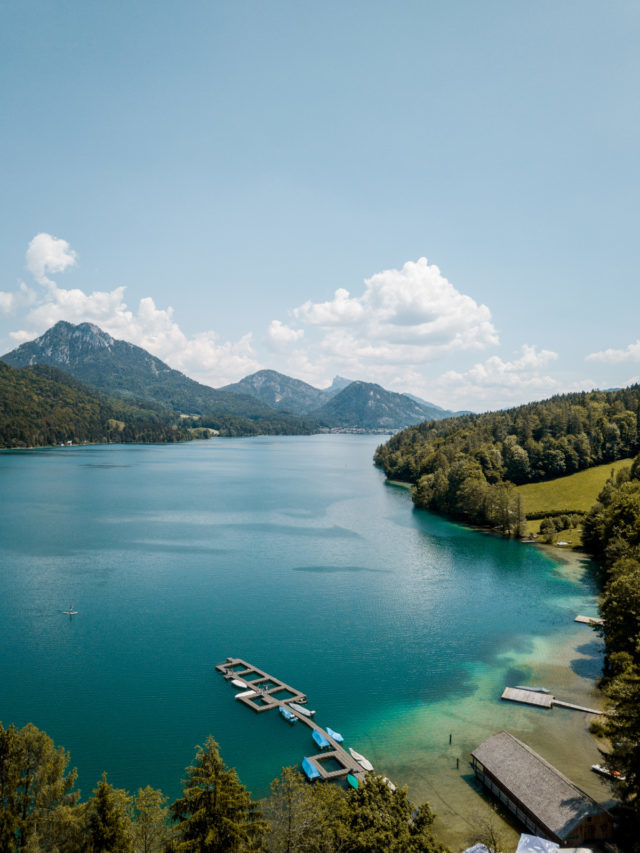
[171,736,265,852]
[85,773,133,853]
[132,786,173,853]
[0,721,78,851]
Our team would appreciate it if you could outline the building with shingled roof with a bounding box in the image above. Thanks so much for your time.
[471,731,613,847]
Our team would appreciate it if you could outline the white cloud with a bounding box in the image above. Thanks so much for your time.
[288,258,498,368]
[13,284,261,385]
[12,233,262,386]
[586,340,640,363]
[26,233,77,285]
[0,283,35,316]
[294,288,364,325]
[434,345,563,409]
[266,320,304,348]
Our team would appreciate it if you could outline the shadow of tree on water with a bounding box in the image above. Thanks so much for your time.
[570,640,604,680]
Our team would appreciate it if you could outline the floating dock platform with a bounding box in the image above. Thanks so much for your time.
[575,614,604,626]
[216,657,366,783]
[501,687,603,715]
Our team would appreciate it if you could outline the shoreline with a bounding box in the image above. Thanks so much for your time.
[380,490,608,849]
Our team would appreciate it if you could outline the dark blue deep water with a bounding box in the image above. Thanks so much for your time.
[0,436,601,816]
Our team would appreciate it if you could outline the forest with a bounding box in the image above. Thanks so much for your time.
[582,452,640,849]
[0,724,448,853]
[0,362,190,449]
[374,385,640,533]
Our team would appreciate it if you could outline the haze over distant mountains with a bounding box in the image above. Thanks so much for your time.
[2,322,465,433]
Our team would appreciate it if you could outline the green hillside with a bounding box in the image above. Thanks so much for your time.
[516,458,633,517]
[0,361,188,448]
[2,321,317,435]
[375,385,640,534]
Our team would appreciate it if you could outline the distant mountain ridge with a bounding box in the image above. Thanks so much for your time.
[1,322,313,434]
[2,322,464,432]
[221,369,327,415]
[223,369,459,427]
[310,381,446,429]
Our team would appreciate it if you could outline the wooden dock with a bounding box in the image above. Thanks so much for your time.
[501,687,603,715]
[501,687,554,709]
[575,614,604,626]
[216,657,366,783]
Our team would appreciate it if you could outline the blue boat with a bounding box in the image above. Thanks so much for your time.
[312,729,330,749]
[279,706,297,724]
[347,773,359,789]
[326,726,343,743]
[301,757,321,781]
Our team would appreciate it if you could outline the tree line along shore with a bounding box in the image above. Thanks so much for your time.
[0,725,447,853]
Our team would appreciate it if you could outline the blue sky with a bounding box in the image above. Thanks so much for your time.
[1,1,639,410]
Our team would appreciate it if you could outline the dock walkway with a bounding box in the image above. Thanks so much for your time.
[216,657,366,783]
[501,687,603,715]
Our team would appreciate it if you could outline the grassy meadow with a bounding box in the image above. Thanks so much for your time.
[517,457,633,546]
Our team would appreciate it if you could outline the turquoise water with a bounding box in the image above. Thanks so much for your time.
[0,436,604,839]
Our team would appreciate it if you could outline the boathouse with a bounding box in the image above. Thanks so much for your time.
[471,732,613,846]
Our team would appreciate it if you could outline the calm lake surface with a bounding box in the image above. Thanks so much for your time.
[0,435,608,845]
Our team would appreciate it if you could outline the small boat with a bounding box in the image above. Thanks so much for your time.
[515,686,551,694]
[312,729,330,749]
[346,773,359,789]
[234,690,256,699]
[279,706,297,724]
[231,679,249,689]
[62,606,78,616]
[301,757,321,781]
[290,702,316,718]
[382,776,396,792]
[348,747,373,772]
[326,726,344,743]
[591,763,625,781]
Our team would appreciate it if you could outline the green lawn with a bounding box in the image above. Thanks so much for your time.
[516,458,633,545]
[517,458,633,516]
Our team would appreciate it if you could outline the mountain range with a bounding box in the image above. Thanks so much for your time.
[1,321,464,436]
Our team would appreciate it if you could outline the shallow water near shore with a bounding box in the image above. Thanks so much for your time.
[0,435,608,847]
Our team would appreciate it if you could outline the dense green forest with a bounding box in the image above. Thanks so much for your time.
[0,722,448,853]
[0,362,189,448]
[374,386,640,532]
[582,453,640,849]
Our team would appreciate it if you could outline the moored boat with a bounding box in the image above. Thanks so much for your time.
[515,686,551,694]
[301,757,321,781]
[312,729,330,749]
[346,773,359,789]
[326,726,344,743]
[290,702,316,718]
[234,690,256,699]
[348,747,373,771]
[279,706,297,724]
[382,776,396,792]
[591,763,625,781]
[231,678,248,689]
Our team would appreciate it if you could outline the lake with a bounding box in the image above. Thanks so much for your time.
[0,435,608,846]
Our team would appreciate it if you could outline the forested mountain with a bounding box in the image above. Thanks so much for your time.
[2,322,461,433]
[221,369,328,414]
[222,370,458,427]
[0,360,188,447]
[375,385,640,530]
[310,381,448,429]
[2,322,316,435]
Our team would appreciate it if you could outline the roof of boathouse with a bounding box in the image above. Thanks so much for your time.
[471,731,608,842]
